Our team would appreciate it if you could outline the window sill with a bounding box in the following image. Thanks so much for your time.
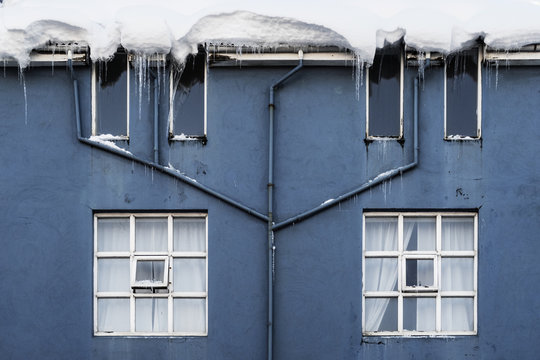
[362,331,477,338]
[444,136,481,141]
[170,134,207,145]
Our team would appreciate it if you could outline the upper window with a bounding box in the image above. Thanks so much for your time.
[94,213,207,336]
[363,212,477,336]
[366,45,403,139]
[169,47,206,140]
[92,50,129,138]
[445,47,481,139]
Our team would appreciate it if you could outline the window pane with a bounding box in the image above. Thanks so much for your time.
[364,258,398,291]
[174,218,206,252]
[172,50,205,136]
[406,259,434,288]
[368,46,401,137]
[442,297,474,331]
[442,217,474,251]
[365,297,398,332]
[442,258,474,291]
[98,258,130,292]
[403,297,436,331]
[97,218,130,252]
[365,217,398,251]
[173,258,206,292]
[404,217,436,251]
[135,218,168,251]
[446,48,478,138]
[97,298,130,332]
[174,298,206,334]
[135,260,165,284]
[96,53,128,136]
[135,298,168,332]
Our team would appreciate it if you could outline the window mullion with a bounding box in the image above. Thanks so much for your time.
[398,214,403,331]
[436,215,442,332]
[130,215,135,332]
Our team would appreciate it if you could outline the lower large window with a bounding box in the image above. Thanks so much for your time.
[362,212,477,335]
[94,213,207,336]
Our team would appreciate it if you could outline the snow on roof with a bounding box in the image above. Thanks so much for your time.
[1,0,540,67]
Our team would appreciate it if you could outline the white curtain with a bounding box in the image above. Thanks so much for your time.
[98,298,130,332]
[136,298,168,332]
[365,218,398,331]
[136,218,168,251]
[174,298,206,333]
[173,258,206,292]
[98,258,130,292]
[174,218,206,252]
[442,298,473,331]
[97,218,130,251]
[404,217,436,251]
[442,217,474,250]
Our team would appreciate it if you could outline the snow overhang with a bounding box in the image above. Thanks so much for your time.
[1,41,89,67]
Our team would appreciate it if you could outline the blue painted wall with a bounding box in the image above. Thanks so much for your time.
[0,58,538,359]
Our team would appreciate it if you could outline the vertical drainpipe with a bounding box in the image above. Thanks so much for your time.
[153,77,159,163]
[267,51,303,360]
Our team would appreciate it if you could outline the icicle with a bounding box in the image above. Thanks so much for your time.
[495,60,499,90]
[354,53,364,101]
[417,52,426,83]
[19,66,28,124]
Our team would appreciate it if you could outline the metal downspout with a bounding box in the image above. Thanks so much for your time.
[153,77,159,164]
[72,79,268,222]
[271,76,420,231]
[267,51,303,360]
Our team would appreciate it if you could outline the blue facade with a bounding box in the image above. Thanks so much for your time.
[0,52,539,359]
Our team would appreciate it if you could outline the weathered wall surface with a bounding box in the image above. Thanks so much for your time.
[0,61,538,359]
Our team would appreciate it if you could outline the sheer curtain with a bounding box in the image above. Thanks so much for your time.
[97,218,131,331]
[365,218,398,331]
[441,217,474,331]
[136,218,168,251]
[174,218,205,252]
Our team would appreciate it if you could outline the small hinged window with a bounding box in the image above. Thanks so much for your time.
[131,256,169,289]
[402,255,438,292]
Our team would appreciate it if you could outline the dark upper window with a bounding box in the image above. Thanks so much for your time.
[445,48,481,139]
[93,50,129,137]
[170,47,206,140]
[367,45,402,138]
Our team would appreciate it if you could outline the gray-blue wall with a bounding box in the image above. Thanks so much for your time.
[0,59,538,359]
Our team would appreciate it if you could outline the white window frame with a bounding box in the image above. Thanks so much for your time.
[94,213,208,336]
[91,56,130,139]
[168,58,207,141]
[365,47,404,140]
[402,254,438,292]
[131,256,169,289]
[444,47,482,140]
[362,211,478,336]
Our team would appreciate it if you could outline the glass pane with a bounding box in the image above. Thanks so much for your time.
[97,218,130,252]
[406,259,434,287]
[136,298,168,332]
[364,297,398,332]
[136,218,168,252]
[368,46,401,137]
[403,297,436,331]
[442,297,474,331]
[365,217,398,251]
[442,217,474,251]
[174,218,206,252]
[173,258,206,292]
[441,258,474,291]
[364,258,398,291]
[174,298,206,334]
[173,50,205,136]
[136,260,165,283]
[96,53,128,136]
[446,48,478,138]
[404,217,436,251]
[97,298,130,332]
[98,258,130,292]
